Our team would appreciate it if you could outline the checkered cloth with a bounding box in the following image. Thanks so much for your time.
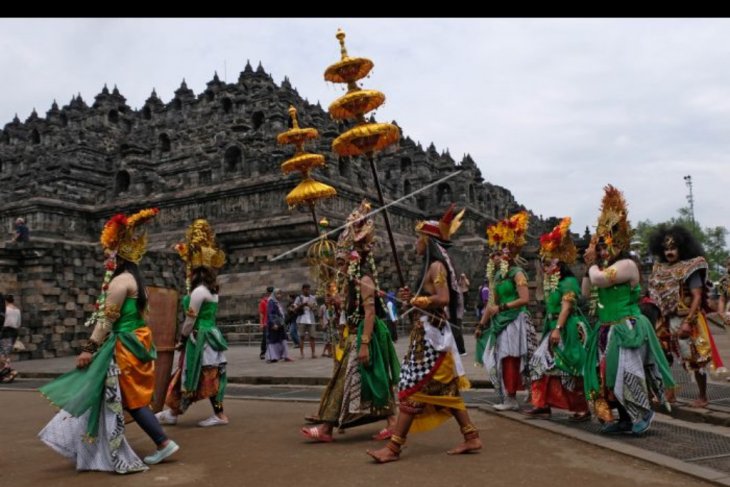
[398,334,440,392]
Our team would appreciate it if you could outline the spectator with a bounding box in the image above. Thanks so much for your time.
[477,279,490,319]
[258,286,274,360]
[295,283,318,359]
[12,218,29,243]
[287,294,301,348]
[265,289,292,363]
[0,294,20,383]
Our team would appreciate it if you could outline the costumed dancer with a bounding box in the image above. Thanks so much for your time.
[156,219,229,427]
[39,208,180,472]
[524,217,590,421]
[582,185,674,435]
[648,224,726,407]
[301,200,399,442]
[367,204,482,463]
[475,211,538,411]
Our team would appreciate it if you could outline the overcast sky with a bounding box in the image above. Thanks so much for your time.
[1,18,729,238]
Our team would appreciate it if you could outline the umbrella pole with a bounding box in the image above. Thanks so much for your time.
[366,153,405,287]
[308,202,320,236]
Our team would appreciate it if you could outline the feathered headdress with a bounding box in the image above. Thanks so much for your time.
[594,185,632,256]
[486,211,529,250]
[175,219,226,293]
[539,216,577,264]
[415,203,466,243]
[100,208,159,264]
[336,199,376,260]
[86,207,160,328]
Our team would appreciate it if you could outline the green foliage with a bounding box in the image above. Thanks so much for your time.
[634,207,729,280]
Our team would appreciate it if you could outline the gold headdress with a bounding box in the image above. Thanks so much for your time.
[336,199,376,259]
[486,211,529,250]
[87,207,159,328]
[175,219,226,292]
[539,217,577,264]
[415,203,466,243]
[594,184,632,256]
[100,208,159,264]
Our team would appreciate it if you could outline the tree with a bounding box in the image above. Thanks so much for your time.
[635,207,729,280]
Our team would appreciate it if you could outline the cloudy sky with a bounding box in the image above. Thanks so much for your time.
[2,18,729,237]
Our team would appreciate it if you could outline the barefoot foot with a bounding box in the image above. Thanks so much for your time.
[367,446,400,463]
[446,437,482,455]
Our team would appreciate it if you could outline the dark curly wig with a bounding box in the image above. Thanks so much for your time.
[648,224,705,263]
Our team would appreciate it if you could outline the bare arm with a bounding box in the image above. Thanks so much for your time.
[550,291,575,345]
[79,273,134,368]
[358,275,376,364]
[181,286,212,337]
[588,259,639,288]
[509,272,530,308]
[410,261,450,309]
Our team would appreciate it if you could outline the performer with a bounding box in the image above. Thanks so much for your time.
[718,257,730,318]
[301,200,399,442]
[156,219,230,426]
[582,185,674,435]
[475,211,537,411]
[39,208,180,472]
[648,224,725,407]
[367,204,481,464]
[524,217,590,420]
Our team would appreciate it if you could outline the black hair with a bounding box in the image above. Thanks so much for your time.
[417,237,459,324]
[3,294,12,304]
[112,258,147,313]
[346,251,386,319]
[191,266,220,294]
[648,224,705,263]
[556,261,575,280]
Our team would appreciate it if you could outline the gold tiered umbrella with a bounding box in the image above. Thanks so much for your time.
[323,28,404,285]
[277,105,337,230]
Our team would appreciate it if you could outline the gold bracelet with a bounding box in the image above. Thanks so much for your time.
[410,296,433,309]
[360,334,371,344]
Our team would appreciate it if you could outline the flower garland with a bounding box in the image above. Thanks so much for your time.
[499,257,510,279]
[344,250,386,325]
[85,250,117,327]
[484,259,496,307]
[542,270,561,296]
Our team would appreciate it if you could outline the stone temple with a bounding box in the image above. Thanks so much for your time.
[0,61,556,358]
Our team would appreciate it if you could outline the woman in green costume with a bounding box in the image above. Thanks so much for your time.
[525,217,590,420]
[582,185,674,435]
[475,211,537,412]
[39,208,180,473]
[301,200,399,443]
[156,219,229,428]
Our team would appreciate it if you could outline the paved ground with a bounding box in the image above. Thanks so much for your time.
[0,390,719,487]
[9,322,730,485]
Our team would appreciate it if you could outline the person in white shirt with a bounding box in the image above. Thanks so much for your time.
[295,284,318,359]
[0,294,20,383]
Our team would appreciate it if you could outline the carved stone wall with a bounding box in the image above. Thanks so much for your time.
[0,63,556,358]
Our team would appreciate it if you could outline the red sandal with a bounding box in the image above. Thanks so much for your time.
[301,426,334,443]
[371,428,393,441]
